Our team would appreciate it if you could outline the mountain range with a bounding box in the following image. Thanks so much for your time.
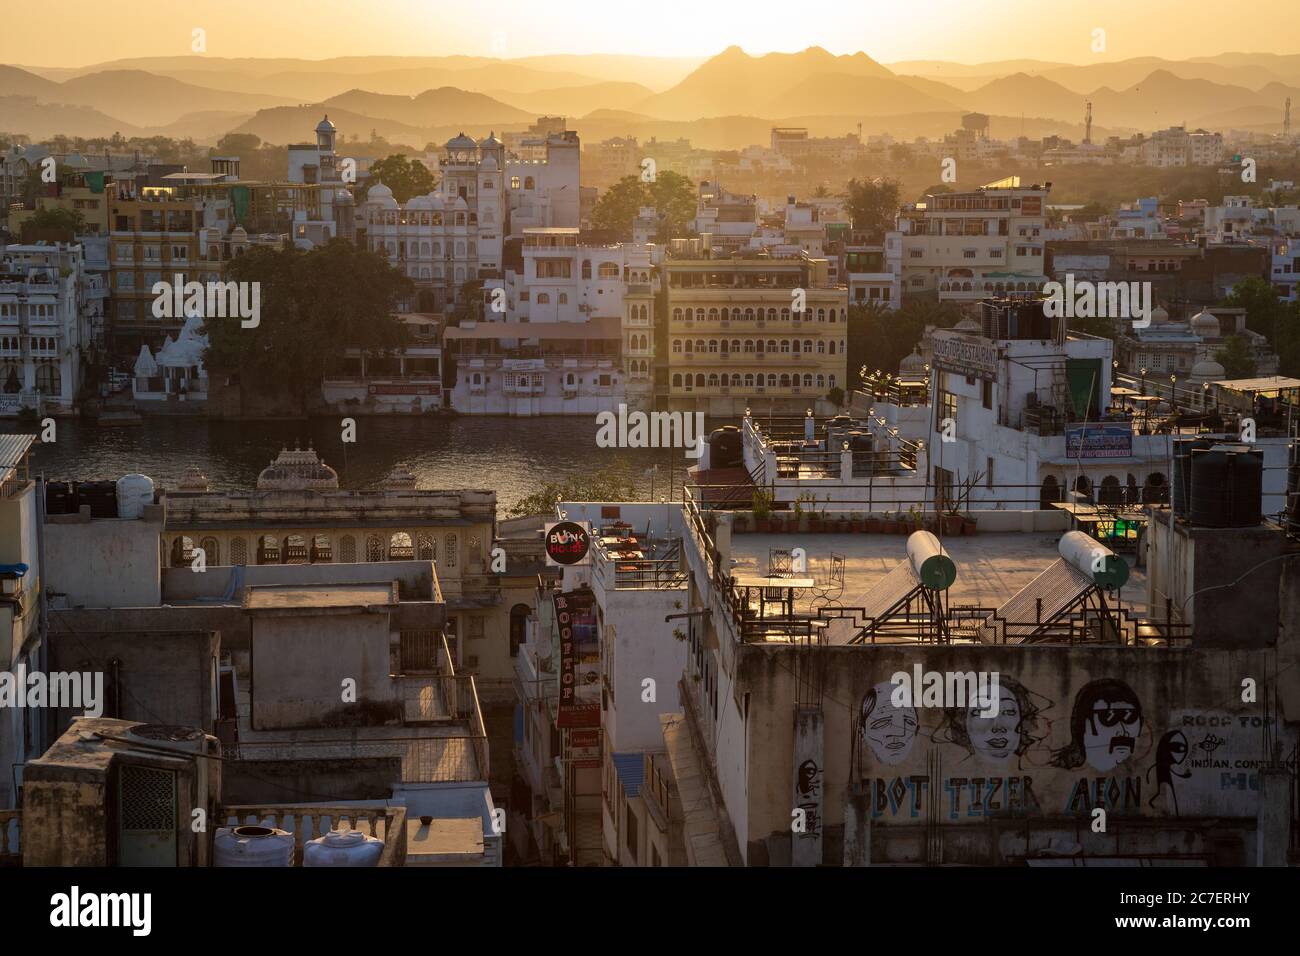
[2,48,1296,148]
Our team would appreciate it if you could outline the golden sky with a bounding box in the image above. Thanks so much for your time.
[5,0,1298,66]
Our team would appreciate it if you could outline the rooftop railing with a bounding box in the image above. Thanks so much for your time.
[217,804,407,866]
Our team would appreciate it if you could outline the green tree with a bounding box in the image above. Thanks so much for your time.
[845,177,900,240]
[508,459,640,517]
[204,239,412,400]
[1214,334,1257,379]
[364,154,436,203]
[1222,277,1284,340]
[847,298,960,390]
[591,171,695,241]
[215,132,262,155]
[29,206,86,235]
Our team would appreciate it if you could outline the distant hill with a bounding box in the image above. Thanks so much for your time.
[765,73,961,117]
[964,73,1088,122]
[1089,70,1267,129]
[231,105,432,148]
[0,96,136,139]
[321,87,531,128]
[50,70,291,126]
[484,81,655,117]
[637,46,895,119]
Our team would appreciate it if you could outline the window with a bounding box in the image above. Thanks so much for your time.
[982,379,993,409]
[445,534,458,567]
[467,616,485,640]
[625,799,638,858]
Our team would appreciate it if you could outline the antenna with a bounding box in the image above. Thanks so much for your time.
[1084,101,1093,146]
[1286,97,1293,139]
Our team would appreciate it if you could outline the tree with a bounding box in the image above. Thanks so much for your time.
[364,154,435,203]
[29,207,86,235]
[205,239,413,400]
[215,132,262,156]
[591,170,696,241]
[508,459,640,517]
[1214,334,1257,379]
[845,177,900,240]
[846,298,960,390]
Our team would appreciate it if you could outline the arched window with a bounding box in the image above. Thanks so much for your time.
[390,532,414,559]
[1099,475,1122,505]
[199,537,220,567]
[35,364,60,396]
[707,373,720,387]
[779,373,791,387]
[417,534,435,561]
[672,340,682,353]
[366,535,384,562]
[170,536,195,568]
[339,535,357,563]
[766,373,777,387]
[582,260,592,280]
[744,373,754,387]
[598,262,619,279]
[1039,475,1062,510]
[672,373,683,387]
[816,374,825,388]
[284,534,308,564]
[444,533,459,568]
[558,293,568,305]
[1074,475,1093,503]
[803,374,813,387]
[683,340,692,353]
[524,176,535,190]
[536,293,550,304]
[230,537,248,566]
[311,533,332,562]
[695,374,705,387]
[257,535,280,565]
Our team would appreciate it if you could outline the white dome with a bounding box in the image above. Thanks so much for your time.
[1190,307,1220,337]
[407,194,433,210]
[481,153,499,171]
[316,115,336,133]
[133,345,158,377]
[1189,358,1225,381]
[367,183,398,208]
[1149,304,1169,326]
[899,348,926,374]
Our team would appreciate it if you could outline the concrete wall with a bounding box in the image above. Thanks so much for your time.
[45,508,163,608]
[730,641,1293,865]
[221,757,401,804]
[45,626,219,738]
[251,611,397,729]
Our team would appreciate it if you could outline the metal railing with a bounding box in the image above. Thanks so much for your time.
[223,732,486,784]
[217,804,407,866]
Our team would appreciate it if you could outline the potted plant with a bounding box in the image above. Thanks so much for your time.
[752,489,773,533]
[865,513,881,534]
[881,510,898,534]
[942,508,963,537]
[850,511,866,533]
[802,493,822,533]
[792,495,807,534]
[962,515,978,536]
[906,505,923,534]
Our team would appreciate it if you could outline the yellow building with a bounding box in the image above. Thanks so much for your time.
[665,248,848,415]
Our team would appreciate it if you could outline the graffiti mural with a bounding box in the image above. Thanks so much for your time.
[854,668,1293,825]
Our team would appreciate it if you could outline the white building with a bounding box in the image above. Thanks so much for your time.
[132,311,208,403]
[888,178,1050,302]
[0,242,91,415]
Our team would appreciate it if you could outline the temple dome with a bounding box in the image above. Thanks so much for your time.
[1190,306,1220,338]
[256,446,339,491]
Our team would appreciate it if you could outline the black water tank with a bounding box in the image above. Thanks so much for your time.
[1172,437,1214,517]
[45,480,73,515]
[1189,444,1263,528]
[708,426,743,469]
[76,479,119,519]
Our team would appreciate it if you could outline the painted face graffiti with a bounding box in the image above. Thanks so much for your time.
[1051,679,1144,772]
[860,680,918,766]
[967,684,1022,760]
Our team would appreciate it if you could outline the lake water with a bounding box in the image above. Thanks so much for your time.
[23,416,711,514]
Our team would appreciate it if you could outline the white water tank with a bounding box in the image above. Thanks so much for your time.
[303,827,384,867]
[214,825,295,867]
[115,474,155,520]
